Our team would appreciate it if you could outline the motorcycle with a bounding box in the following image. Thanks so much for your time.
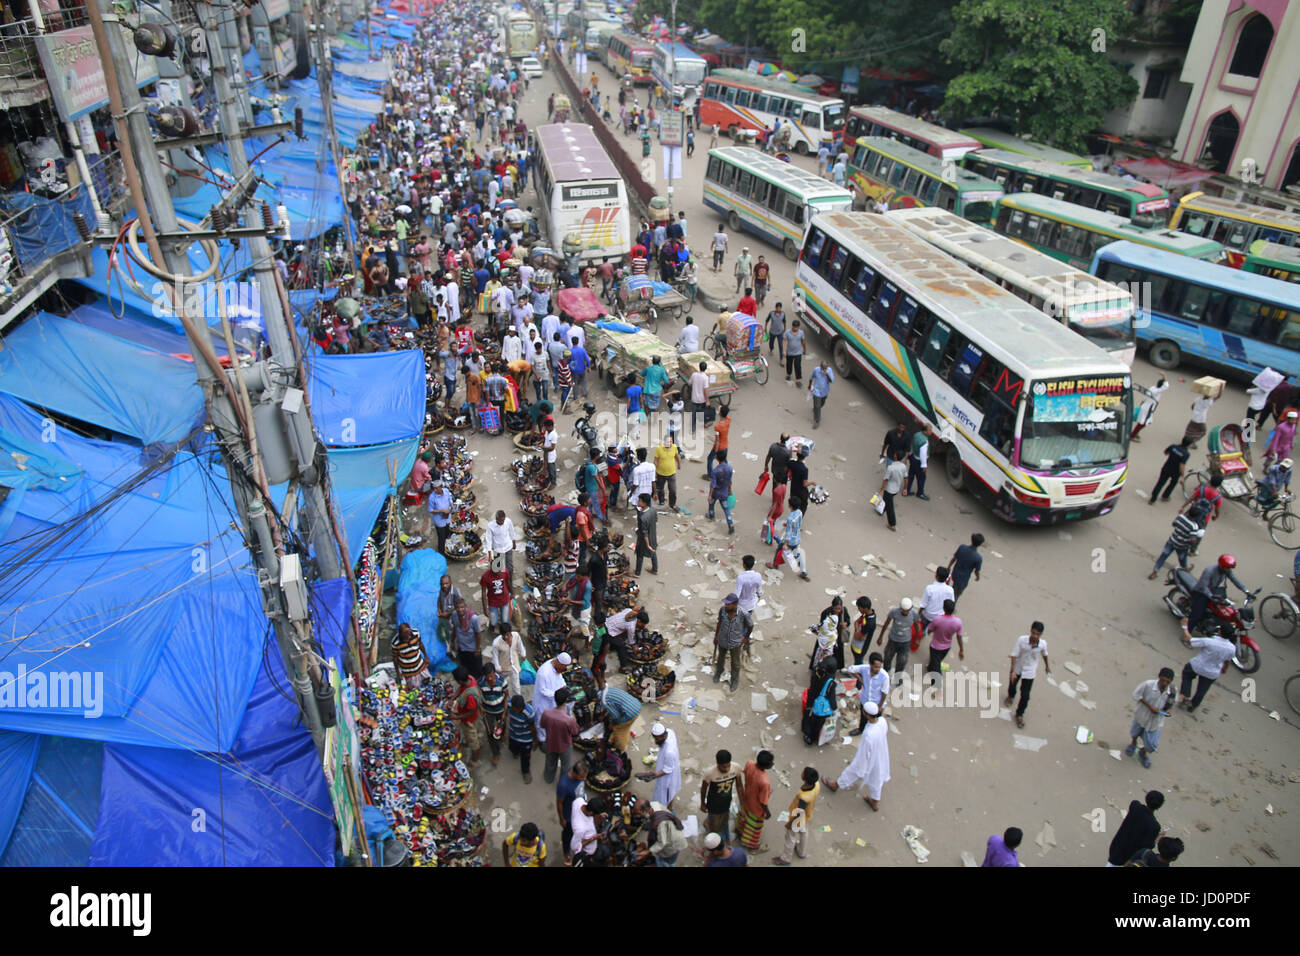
[1162,568,1263,674]
[572,400,600,459]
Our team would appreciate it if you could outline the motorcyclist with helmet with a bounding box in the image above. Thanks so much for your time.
[1188,555,1250,633]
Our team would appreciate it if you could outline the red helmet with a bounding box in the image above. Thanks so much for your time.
[1218,554,1237,571]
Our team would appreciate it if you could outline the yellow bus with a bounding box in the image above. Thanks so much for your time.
[848,137,1003,224]
[1169,191,1300,267]
[601,31,655,84]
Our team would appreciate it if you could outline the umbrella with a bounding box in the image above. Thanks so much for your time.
[797,74,822,86]
[758,63,777,76]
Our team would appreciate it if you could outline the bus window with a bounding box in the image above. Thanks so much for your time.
[996,207,1014,232]
[890,296,918,341]
[919,176,940,204]
[980,396,1016,457]
[1150,274,1178,313]
[902,169,920,195]
[1058,225,1083,257]
[735,89,752,108]
[721,163,737,188]
[1278,310,1300,348]
[786,198,805,224]
[1177,284,1222,325]
[1101,197,1126,216]
[1225,297,1269,337]
[1215,221,1250,249]
[1181,213,1212,238]
[749,176,767,202]
[704,81,718,98]
[920,319,953,371]
[723,85,737,104]
[889,162,908,188]
[802,110,821,129]
[804,228,827,266]
[737,171,752,196]
[968,358,1001,411]
[706,156,721,181]
[871,282,899,328]
[938,185,957,212]
[949,341,984,393]
[752,93,768,111]
[848,260,876,307]
[937,332,966,380]
[906,306,935,353]
[785,99,800,118]
[828,245,849,286]
[768,186,786,213]
[767,97,784,116]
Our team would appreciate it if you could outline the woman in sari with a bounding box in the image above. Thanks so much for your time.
[802,660,839,746]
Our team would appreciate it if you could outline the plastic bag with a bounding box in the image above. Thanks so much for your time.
[870,493,886,515]
[520,659,537,685]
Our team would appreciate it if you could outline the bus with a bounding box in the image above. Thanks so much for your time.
[698,69,845,154]
[844,107,982,161]
[601,31,655,84]
[585,19,622,54]
[993,193,1225,270]
[703,147,854,259]
[848,137,1004,224]
[505,11,538,58]
[1169,192,1300,267]
[533,123,631,264]
[959,127,1094,170]
[1244,241,1300,284]
[1091,241,1300,378]
[963,150,1172,222]
[887,207,1137,366]
[793,212,1132,524]
[651,41,708,105]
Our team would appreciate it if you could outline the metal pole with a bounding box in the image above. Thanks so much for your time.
[667,0,676,212]
[312,0,358,274]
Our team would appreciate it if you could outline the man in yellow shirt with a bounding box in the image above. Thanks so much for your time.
[772,767,821,865]
[502,822,548,867]
[653,434,681,512]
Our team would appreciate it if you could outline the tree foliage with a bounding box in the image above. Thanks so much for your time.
[940,0,1139,151]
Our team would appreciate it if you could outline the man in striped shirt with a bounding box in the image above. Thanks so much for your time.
[391,623,429,687]
[507,695,537,784]
[1148,511,1207,579]
[480,662,509,767]
[600,685,642,752]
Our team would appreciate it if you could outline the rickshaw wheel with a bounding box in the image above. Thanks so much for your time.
[754,356,770,385]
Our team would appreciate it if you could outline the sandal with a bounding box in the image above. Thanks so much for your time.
[1139,754,1152,769]
[1014,714,1025,728]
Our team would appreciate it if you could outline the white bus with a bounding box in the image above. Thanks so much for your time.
[699,69,845,154]
[533,123,631,264]
[886,207,1137,366]
[505,11,538,58]
[651,41,708,105]
[793,212,1132,525]
[704,147,853,259]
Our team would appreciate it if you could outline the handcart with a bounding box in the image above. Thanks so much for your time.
[677,351,738,408]
[615,275,659,332]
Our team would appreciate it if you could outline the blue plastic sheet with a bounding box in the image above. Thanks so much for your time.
[309,350,426,445]
[0,733,39,854]
[0,186,95,270]
[0,313,205,444]
[0,736,103,866]
[395,548,452,672]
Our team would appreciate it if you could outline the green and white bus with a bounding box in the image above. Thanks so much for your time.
[959,127,1094,170]
[848,137,1004,224]
[703,147,853,259]
[887,207,1137,366]
[963,149,1172,221]
[1244,240,1300,284]
[993,193,1225,270]
[793,212,1132,524]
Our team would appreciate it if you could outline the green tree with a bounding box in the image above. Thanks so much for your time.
[940,0,1139,151]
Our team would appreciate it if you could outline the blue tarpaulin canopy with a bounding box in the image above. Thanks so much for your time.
[308,350,426,445]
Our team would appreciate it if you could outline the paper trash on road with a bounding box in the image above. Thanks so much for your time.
[901,825,930,863]
[1012,734,1048,752]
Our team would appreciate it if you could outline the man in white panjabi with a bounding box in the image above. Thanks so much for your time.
[532,652,570,743]
[649,722,681,809]
[824,701,890,810]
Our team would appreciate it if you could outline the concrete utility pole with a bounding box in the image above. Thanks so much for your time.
[312,0,359,274]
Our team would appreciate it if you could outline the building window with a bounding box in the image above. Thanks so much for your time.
[1227,14,1272,78]
[1143,68,1169,99]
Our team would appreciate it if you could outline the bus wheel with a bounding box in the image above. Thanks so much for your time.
[945,445,965,491]
[728,211,742,232]
[782,238,798,261]
[794,141,809,156]
[1149,340,1181,370]
[832,338,854,382]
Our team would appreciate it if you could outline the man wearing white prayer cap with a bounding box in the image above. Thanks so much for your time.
[825,701,891,811]
[531,652,570,743]
[648,722,681,810]
[703,830,747,866]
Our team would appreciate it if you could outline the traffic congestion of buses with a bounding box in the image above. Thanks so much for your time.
[509,0,1300,524]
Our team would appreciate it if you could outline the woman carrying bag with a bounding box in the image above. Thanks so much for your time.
[802,660,838,745]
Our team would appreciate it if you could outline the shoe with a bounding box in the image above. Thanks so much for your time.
[824,780,839,792]
[917,493,930,501]
[1139,754,1152,769]
[700,473,711,479]
[772,856,791,865]
[1014,714,1025,728]
[1147,571,1159,579]
[798,572,810,581]
[713,673,722,683]
[1004,695,1015,706]
[729,680,739,692]
[765,562,778,569]
[813,422,819,429]
[901,490,909,497]
[523,773,532,784]
[865,798,879,811]
[728,524,735,534]
[1124,744,1136,756]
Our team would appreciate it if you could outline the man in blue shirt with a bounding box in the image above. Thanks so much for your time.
[948,533,985,605]
[642,356,671,412]
[427,478,453,554]
[809,360,834,429]
[707,449,735,532]
[569,337,591,398]
[600,686,642,751]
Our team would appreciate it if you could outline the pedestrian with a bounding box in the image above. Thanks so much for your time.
[753,255,770,306]
[771,767,822,865]
[787,448,810,515]
[816,141,830,176]
[712,593,753,691]
[802,659,838,745]
[642,355,671,413]
[450,597,484,678]
[877,596,918,680]
[688,361,710,436]
[542,416,558,489]
[1179,473,1225,524]
[708,122,719,149]
[479,555,513,628]
[506,694,537,784]
[736,750,773,853]
[844,651,889,735]
[947,533,985,605]
[734,554,764,616]
[783,320,806,385]
[1006,622,1050,728]
[479,661,508,767]
[765,302,786,361]
[1149,440,1190,503]
[705,405,731,478]
[653,432,681,511]
[556,350,574,412]
[711,223,727,272]
[391,622,430,687]
[706,449,735,532]
[734,245,753,294]
[808,359,834,428]
[491,622,527,698]
[824,701,891,811]
[648,722,681,809]
[850,596,877,666]
[924,600,964,680]
[1129,377,1168,441]
[905,423,932,499]
[737,286,757,317]
[640,801,688,866]
[703,832,747,866]
[1265,408,1299,464]
[502,821,548,867]
[766,500,809,580]
[540,686,581,785]
[555,760,588,863]
[452,666,483,768]
[569,794,607,863]
[686,127,695,156]
[599,685,641,751]
[622,377,643,445]
[435,573,461,649]
[879,450,907,532]
[580,448,607,522]
[919,566,955,633]
[700,750,742,842]
[675,315,701,353]
[1176,616,1235,712]
[982,827,1023,867]
[1106,790,1164,866]
[1126,667,1177,769]
[634,492,659,575]
[1181,389,1216,447]
[1148,511,1207,578]
[532,651,571,742]
[1126,836,1185,867]
[427,477,453,552]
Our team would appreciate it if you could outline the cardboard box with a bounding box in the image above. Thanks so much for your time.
[1192,376,1225,398]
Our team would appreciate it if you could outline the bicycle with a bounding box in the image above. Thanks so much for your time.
[1287,672,1300,716]
[1258,586,1299,639]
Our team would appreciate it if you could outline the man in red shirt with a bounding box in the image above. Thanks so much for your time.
[453,666,484,769]
[480,556,514,628]
[540,686,581,784]
[574,493,595,568]
[753,256,771,307]
[736,288,758,318]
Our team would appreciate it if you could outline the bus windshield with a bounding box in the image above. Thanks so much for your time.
[1021,378,1130,470]
[632,52,652,68]
[676,61,707,86]
[823,103,845,130]
[962,199,998,224]
[1067,316,1133,351]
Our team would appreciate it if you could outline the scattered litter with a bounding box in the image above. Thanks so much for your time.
[480,787,490,796]
[751,693,767,711]
[681,816,700,839]
[680,589,693,597]
[715,716,731,728]
[765,713,780,724]
[848,401,864,408]
[768,687,789,702]
[1035,821,1057,853]
[1080,700,1097,711]
[659,710,682,716]
[1074,681,1089,694]
[960,851,978,867]
[1012,734,1049,752]
[1108,749,1122,760]
[990,550,1004,559]
[1265,804,1274,815]
[742,452,760,461]
[1074,726,1093,744]
[854,837,868,847]
[1064,661,1083,676]
[777,810,790,823]
[1057,531,1072,541]
[842,736,853,746]
[1268,710,1280,721]
[741,431,753,439]
[1059,682,1077,699]
[901,825,930,863]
